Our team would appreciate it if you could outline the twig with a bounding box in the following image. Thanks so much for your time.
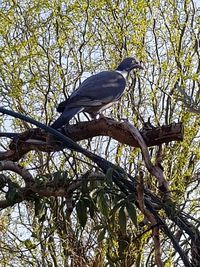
[123,121,170,200]
[136,171,164,267]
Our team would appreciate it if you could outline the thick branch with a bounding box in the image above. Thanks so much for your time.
[0,118,183,162]
[65,118,183,147]
[0,160,34,185]
[0,172,105,210]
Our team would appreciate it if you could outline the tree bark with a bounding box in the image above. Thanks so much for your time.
[0,118,183,161]
[65,118,183,147]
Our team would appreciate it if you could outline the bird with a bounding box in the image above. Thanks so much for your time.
[51,57,143,129]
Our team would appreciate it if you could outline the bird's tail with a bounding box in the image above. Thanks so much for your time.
[50,107,82,129]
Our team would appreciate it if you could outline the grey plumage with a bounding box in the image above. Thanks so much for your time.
[51,57,143,129]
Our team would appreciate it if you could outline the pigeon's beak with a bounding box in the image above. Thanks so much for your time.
[133,62,144,70]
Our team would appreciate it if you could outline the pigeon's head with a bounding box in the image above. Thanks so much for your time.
[116,57,143,72]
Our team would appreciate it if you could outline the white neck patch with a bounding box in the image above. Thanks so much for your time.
[116,70,128,79]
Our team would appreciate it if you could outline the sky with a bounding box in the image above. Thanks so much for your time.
[195,0,200,7]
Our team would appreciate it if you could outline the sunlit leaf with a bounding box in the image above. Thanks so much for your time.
[24,239,36,250]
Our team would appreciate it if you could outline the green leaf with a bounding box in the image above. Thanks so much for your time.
[81,196,96,218]
[34,198,44,217]
[88,200,95,218]
[126,202,138,228]
[98,192,109,218]
[76,198,87,228]
[0,174,7,189]
[93,224,104,231]
[81,196,91,206]
[24,239,36,249]
[110,200,124,216]
[81,179,89,194]
[105,168,114,186]
[118,239,129,259]
[97,228,106,243]
[118,207,126,235]
[6,187,21,205]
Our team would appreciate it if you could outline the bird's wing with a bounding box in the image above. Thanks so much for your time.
[57,71,126,112]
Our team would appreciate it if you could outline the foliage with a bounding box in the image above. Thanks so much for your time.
[0,0,200,266]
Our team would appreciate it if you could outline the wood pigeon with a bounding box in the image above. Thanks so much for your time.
[51,57,143,129]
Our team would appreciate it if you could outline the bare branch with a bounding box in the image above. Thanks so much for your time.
[136,171,164,267]
[0,118,183,162]
[0,160,34,185]
[122,121,170,200]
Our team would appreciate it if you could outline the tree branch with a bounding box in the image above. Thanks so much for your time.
[0,117,183,162]
[122,121,170,200]
[0,160,34,185]
[136,171,164,267]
